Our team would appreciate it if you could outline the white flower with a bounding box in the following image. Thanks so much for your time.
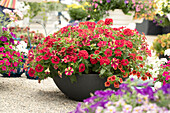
[123,105,132,113]
[132,106,143,113]
[104,106,116,113]
[95,106,103,113]
[154,81,162,90]
[164,49,170,56]
[104,101,113,107]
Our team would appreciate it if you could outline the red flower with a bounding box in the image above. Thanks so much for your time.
[121,59,129,66]
[105,18,113,25]
[128,53,136,61]
[90,58,98,64]
[123,28,134,36]
[136,56,143,61]
[114,49,122,57]
[125,40,133,48]
[132,70,137,75]
[139,64,144,68]
[94,50,100,54]
[105,81,110,87]
[79,63,85,72]
[119,78,123,83]
[141,76,147,81]
[115,40,124,47]
[114,82,119,88]
[123,73,128,78]
[104,48,112,57]
[145,72,152,77]
[43,52,52,60]
[28,68,35,77]
[137,72,141,78]
[63,55,71,63]
[35,64,44,72]
[97,41,107,47]
[51,56,60,64]
[97,20,105,25]
[100,57,110,66]
[36,55,43,62]
[78,50,89,59]
[111,75,116,81]
[70,55,78,63]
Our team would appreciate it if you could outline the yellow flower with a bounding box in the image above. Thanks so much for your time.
[94,9,97,12]
[161,42,166,48]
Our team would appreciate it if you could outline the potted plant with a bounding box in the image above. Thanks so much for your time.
[153,60,170,89]
[71,79,170,112]
[150,33,170,60]
[26,18,153,101]
[153,0,170,34]
[0,27,25,77]
[67,3,88,23]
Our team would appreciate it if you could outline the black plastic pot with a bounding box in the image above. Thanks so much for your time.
[51,66,121,101]
[159,54,170,61]
[162,26,170,34]
[2,68,25,77]
[136,19,162,35]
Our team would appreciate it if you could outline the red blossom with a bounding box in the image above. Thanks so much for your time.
[90,58,98,64]
[35,64,44,72]
[94,50,100,54]
[123,28,134,36]
[136,56,143,61]
[51,56,60,64]
[105,81,110,87]
[28,68,35,77]
[115,40,125,47]
[43,52,52,60]
[121,59,129,66]
[105,18,113,25]
[125,40,133,48]
[78,50,89,59]
[104,48,112,57]
[97,41,107,47]
[100,57,110,66]
[114,82,119,88]
[79,63,85,72]
[114,49,122,57]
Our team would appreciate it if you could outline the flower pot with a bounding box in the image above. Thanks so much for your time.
[52,73,118,101]
[133,18,144,23]
[107,9,135,27]
[159,54,170,61]
[25,68,39,80]
[136,19,163,35]
[2,68,25,77]
[162,26,170,34]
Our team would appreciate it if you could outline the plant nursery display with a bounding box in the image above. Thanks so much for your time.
[25,18,153,100]
[84,0,135,21]
[71,79,170,112]
[151,33,170,57]
[153,60,170,88]
[0,27,25,76]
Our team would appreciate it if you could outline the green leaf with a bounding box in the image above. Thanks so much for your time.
[69,74,77,83]
[100,68,106,75]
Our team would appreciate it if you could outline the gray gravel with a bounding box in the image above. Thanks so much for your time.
[0,75,80,113]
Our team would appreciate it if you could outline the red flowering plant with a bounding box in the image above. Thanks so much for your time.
[26,18,153,88]
[0,27,24,76]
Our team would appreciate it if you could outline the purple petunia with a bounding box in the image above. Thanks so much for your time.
[160,84,170,94]
[2,27,7,31]
[9,38,14,45]
[160,20,162,24]
[10,32,16,38]
[106,0,111,3]
[0,36,7,42]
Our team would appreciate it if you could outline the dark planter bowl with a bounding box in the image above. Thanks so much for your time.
[52,68,120,101]
[162,26,170,34]
[159,54,170,61]
[2,68,25,77]
[136,19,162,35]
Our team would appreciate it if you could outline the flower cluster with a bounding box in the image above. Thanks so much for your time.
[26,18,152,87]
[71,79,170,113]
[153,60,170,88]
[9,26,45,47]
[84,0,135,21]
[0,27,24,75]
[133,0,156,20]
[151,33,170,56]
[153,0,170,27]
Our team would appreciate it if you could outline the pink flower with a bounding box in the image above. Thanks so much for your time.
[163,80,166,85]
[95,3,98,8]
[4,43,9,45]
[9,45,13,49]
[111,58,119,70]
[162,71,169,76]
[2,66,6,71]
[165,75,170,81]
[6,61,10,66]
[0,47,5,51]
[65,67,74,76]
[16,52,20,57]
[14,62,18,67]
[0,60,4,65]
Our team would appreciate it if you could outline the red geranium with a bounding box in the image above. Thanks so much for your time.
[90,58,98,64]
[35,64,44,72]
[114,49,122,57]
[78,50,89,59]
[121,59,129,66]
[100,57,110,66]
[79,63,85,72]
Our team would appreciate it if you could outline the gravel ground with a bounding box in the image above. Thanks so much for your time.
[0,75,80,113]
[0,35,157,113]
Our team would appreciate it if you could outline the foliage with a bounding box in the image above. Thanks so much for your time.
[153,60,170,87]
[71,79,170,113]
[0,27,24,75]
[26,18,153,88]
[67,3,88,20]
[151,33,170,56]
